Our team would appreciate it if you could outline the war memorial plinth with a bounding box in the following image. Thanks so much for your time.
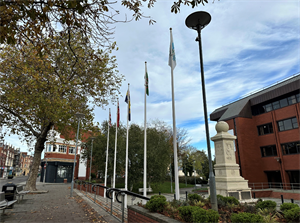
[210,121,256,202]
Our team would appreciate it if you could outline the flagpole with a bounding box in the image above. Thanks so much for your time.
[169,28,180,200]
[104,108,110,198]
[143,62,147,203]
[113,99,119,202]
[125,83,130,208]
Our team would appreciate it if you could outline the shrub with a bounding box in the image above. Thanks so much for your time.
[188,193,202,202]
[178,206,198,222]
[284,207,300,222]
[91,173,96,179]
[280,203,299,212]
[145,195,167,213]
[256,200,277,211]
[169,199,189,208]
[192,208,219,223]
[231,212,264,223]
[225,196,240,205]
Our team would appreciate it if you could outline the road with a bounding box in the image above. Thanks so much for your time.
[0,176,28,189]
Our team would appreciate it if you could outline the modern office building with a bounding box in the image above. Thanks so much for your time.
[210,74,300,187]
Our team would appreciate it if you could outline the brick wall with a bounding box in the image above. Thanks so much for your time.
[127,205,182,223]
[252,190,300,200]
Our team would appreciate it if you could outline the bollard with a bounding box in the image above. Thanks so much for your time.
[281,195,284,204]
[291,199,294,203]
[159,191,161,195]
[121,193,125,223]
[186,191,188,201]
[253,192,255,199]
[86,184,88,197]
[94,186,96,203]
[174,194,176,200]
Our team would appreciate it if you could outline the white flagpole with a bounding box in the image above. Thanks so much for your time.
[143,62,147,203]
[113,99,119,202]
[125,83,130,208]
[104,108,110,198]
[169,28,180,200]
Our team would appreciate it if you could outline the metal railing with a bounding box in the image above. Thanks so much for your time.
[74,180,150,223]
[248,182,300,192]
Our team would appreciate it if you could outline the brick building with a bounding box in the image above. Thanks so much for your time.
[41,129,91,183]
[210,74,300,188]
[20,152,33,176]
[0,142,21,177]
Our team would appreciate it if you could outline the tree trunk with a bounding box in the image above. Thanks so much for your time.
[25,123,52,191]
[25,148,42,191]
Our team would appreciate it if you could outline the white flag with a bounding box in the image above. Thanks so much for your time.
[168,28,176,70]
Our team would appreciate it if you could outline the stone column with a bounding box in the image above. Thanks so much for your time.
[211,121,252,200]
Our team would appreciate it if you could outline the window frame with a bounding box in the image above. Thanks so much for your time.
[281,141,300,155]
[69,147,75,154]
[257,123,274,136]
[277,117,298,132]
[58,145,67,153]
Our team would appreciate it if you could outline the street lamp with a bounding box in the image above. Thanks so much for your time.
[70,112,85,197]
[89,137,96,183]
[185,11,218,211]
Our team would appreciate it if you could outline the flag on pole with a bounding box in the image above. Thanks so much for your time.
[117,101,120,127]
[145,71,149,96]
[168,28,176,70]
[109,109,112,127]
[125,90,131,121]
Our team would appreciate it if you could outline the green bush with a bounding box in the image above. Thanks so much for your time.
[284,207,300,222]
[188,193,202,202]
[231,212,264,223]
[178,206,198,222]
[91,173,96,179]
[213,194,239,207]
[280,203,299,212]
[145,195,167,213]
[192,208,219,223]
[255,200,277,211]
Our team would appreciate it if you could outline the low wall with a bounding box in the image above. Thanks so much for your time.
[76,183,104,197]
[128,205,181,223]
[252,190,300,200]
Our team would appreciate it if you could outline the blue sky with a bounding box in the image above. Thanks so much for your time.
[3,0,300,157]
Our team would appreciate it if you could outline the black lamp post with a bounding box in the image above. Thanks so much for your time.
[185,11,218,211]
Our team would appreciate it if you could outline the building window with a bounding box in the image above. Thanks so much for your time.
[282,141,300,155]
[279,98,288,108]
[53,145,56,152]
[261,145,277,157]
[296,93,300,102]
[288,95,297,105]
[257,123,273,135]
[48,144,51,152]
[277,117,298,131]
[264,103,273,112]
[272,101,280,110]
[69,147,75,154]
[59,145,67,153]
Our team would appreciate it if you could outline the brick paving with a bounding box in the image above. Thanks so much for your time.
[0,183,119,223]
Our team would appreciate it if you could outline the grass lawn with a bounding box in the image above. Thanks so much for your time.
[150,181,195,193]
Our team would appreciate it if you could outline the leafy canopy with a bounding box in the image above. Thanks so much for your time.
[0,31,123,147]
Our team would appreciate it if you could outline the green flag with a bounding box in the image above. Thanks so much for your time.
[146,72,149,96]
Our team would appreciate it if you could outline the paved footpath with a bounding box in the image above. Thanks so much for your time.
[0,183,119,223]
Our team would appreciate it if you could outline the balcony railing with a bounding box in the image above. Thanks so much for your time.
[248,182,300,192]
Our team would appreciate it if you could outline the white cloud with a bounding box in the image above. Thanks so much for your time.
[4,0,300,152]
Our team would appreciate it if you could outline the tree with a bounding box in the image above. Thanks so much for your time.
[1,0,211,52]
[82,120,172,191]
[0,32,123,191]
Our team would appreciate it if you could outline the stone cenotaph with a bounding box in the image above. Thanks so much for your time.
[210,121,253,201]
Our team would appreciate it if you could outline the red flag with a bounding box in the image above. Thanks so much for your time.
[117,101,120,127]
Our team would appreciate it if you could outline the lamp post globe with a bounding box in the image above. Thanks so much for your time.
[185,11,218,211]
[70,112,85,197]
